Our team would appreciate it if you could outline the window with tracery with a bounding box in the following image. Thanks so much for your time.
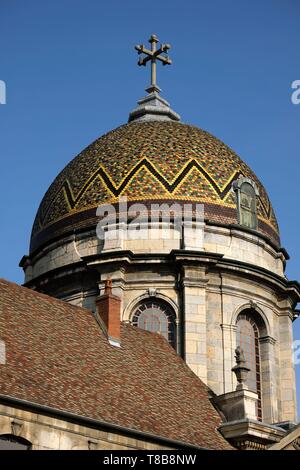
[132,299,176,348]
[236,312,262,420]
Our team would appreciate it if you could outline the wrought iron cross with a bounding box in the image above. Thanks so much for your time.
[135,34,172,94]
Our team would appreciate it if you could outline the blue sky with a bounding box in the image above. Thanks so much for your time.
[1,0,300,417]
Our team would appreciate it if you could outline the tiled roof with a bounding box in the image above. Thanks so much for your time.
[30,121,279,253]
[0,278,231,450]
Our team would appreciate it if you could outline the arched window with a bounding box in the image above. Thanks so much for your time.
[132,299,176,348]
[236,311,262,420]
[240,183,257,229]
[233,178,258,230]
[0,435,32,450]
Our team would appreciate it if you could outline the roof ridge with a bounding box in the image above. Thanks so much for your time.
[0,278,175,343]
[0,278,90,313]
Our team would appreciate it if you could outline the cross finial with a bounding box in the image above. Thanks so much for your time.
[135,34,172,94]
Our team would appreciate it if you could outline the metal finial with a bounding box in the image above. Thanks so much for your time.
[135,34,172,94]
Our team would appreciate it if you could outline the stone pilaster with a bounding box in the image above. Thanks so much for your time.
[259,335,277,423]
[181,266,207,383]
[278,314,297,422]
[220,324,237,393]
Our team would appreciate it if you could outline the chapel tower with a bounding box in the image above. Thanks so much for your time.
[20,35,300,430]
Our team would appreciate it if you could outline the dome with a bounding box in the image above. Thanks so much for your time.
[30,121,279,254]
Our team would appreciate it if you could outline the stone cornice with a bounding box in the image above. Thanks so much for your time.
[24,249,300,307]
[269,423,300,450]
[259,335,276,345]
[219,418,286,450]
[220,324,238,332]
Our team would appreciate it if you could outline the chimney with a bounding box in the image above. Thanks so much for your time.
[96,279,121,347]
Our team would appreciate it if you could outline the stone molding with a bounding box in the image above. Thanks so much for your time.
[219,419,286,450]
[259,335,276,345]
[268,424,300,450]
[220,324,237,333]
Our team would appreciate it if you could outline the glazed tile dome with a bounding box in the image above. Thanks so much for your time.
[30,121,279,254]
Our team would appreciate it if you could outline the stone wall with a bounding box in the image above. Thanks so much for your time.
[24,223,285,284]
[22,222,298,425]
[0,404,175,450]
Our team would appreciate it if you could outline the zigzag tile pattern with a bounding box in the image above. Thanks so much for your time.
[31,121,279,252]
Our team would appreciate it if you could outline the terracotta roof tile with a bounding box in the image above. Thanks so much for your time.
[0,278,231,449]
